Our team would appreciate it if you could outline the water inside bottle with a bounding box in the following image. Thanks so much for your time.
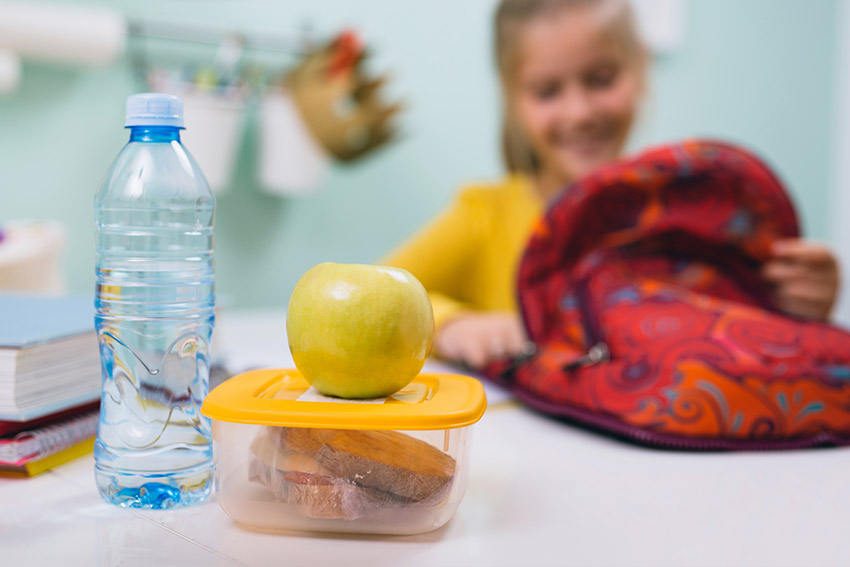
[94,203,215,508]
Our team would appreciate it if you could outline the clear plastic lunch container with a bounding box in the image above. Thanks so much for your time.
[201,369,487,535]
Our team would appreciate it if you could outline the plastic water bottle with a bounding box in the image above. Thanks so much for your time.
[94,93,215,508]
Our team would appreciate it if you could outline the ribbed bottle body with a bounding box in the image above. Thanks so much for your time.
[94,128,215,509]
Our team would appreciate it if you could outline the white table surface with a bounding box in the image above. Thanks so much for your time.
[3,308,850,567]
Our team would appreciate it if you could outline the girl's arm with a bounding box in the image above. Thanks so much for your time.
[381,189,488,330]
[381,188,529,368]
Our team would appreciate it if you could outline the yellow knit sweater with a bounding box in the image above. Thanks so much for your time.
[381,175,543,331]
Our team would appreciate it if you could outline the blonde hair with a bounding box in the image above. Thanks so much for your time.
[494,0,646,173]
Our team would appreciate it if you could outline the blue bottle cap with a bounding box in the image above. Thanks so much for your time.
[125,93,185,128]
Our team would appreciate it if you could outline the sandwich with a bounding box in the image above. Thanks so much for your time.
[249,426,456,520]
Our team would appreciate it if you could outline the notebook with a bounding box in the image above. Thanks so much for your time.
[0,293,94,348]
[0,399,100,437]
[0,438,95,477]
[0,293,100,421]
[0,407,98,476]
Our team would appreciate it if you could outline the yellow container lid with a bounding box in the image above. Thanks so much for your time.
[201,368,487,431]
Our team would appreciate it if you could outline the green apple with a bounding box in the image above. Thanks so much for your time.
[287,262,435,398]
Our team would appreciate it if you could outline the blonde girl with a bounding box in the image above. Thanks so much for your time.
[384,0,839,369]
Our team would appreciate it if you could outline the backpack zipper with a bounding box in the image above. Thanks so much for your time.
[500,277,610,380]
[561,342,610,370]
[563,278,611,371]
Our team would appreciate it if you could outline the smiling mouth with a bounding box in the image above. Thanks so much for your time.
[556,132,616,157]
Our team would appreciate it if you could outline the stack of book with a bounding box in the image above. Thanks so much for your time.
[0,293,101,476]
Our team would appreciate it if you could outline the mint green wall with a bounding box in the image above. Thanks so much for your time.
[632,0,838,242]
[0,0,838,309]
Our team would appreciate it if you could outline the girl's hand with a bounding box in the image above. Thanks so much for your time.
[762,238,839,320]
[434,312,529,369]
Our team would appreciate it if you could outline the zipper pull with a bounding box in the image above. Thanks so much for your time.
[486,341,537,382]
[562,342,610,371]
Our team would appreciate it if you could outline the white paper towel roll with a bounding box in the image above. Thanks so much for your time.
[0,1,126,66]
[0,49,21,93]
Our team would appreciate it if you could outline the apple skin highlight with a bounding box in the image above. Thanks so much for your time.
[287,262,435,399]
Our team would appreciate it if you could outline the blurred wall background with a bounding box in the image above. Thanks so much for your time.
[0,0,842,317]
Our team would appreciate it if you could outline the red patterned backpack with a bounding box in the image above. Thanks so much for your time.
[485,140,850,450]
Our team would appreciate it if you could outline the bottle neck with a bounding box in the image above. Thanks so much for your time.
[128,126,182,143]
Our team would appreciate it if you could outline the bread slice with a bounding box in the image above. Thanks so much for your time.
[249,431,410,520]
[276,427,456,503]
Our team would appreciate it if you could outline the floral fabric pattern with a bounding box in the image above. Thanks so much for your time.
[490,140,850,449]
